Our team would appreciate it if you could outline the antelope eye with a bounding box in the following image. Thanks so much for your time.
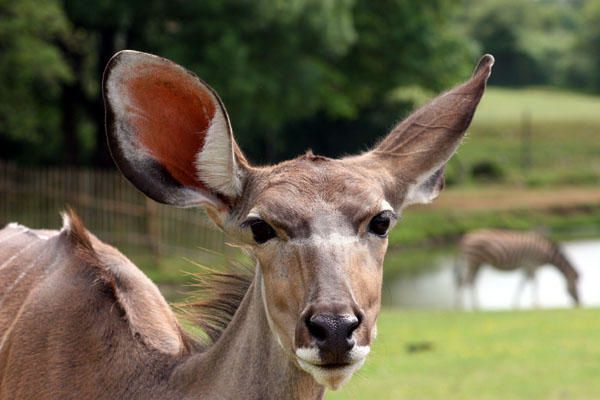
[246,219,276,244]
[368,211,394,237]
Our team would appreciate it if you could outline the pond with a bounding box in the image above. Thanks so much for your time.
[385,239,600,310]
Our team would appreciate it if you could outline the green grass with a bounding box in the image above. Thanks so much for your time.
[473,87,600,124]
[388,204,600,248]
[382,203,600,279]
[456,87,600,186]
[327,308,600,400]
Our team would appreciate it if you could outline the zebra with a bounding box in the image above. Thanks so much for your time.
[455,229,580,309]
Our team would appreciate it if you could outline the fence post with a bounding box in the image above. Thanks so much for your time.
[520,109,532,174]
[0,162,7,222]
[145,198,162,268]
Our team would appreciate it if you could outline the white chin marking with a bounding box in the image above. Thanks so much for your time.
[295,346,370,390]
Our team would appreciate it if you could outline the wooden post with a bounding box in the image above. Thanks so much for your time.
[0,161,7,222]
[145,198,162,268]
[521,109,532,173]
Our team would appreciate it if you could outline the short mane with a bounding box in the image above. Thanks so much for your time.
[178,262,254,345]
[298,149,332,163]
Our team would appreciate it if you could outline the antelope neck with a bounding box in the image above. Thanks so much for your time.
[173,266,325,400]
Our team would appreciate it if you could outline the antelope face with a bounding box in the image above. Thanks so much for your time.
[103,50,493,390]
[236,160,395,388]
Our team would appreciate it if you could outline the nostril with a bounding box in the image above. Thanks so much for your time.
[346,316,360,339]
[306,315,328,342]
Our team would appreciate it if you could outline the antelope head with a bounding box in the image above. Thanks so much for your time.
[103,51,493,389]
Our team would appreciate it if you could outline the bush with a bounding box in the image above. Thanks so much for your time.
[470,160,505,182]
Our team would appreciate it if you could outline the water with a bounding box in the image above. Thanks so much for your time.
[387,239,600,310]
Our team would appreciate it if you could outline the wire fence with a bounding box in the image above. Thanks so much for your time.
[0,160,229,275]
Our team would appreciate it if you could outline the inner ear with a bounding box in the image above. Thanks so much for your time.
[104,50,245,209]
[404,166,445,207]
[123,62,218,190]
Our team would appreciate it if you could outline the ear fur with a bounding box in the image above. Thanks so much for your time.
[103,50,246,209]
[368,54,494,209]
[403,166,445,207]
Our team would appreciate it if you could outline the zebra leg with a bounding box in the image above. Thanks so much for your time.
[454,258,466,310]
[531,272,540,309]
[457,263,481,311]
[469,282,480,310]
[512,273,528,309]
[467,264,481,311]
[454,283,464,310]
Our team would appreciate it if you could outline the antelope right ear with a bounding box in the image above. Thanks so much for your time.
[363,54,493,210]
[103,50,248,212]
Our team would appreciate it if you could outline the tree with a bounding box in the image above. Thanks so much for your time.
[0,0,73,163]
[0,0,476,165]
[144,0,357,162]
[282,0,477,160]
[61,0,475,164]
[56,0,358,164]
[464,0,544,86]
[463,0,584,88]
[580,0,600,92]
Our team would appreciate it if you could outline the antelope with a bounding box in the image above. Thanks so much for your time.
[455,229,580,310]
[0,51,493,399]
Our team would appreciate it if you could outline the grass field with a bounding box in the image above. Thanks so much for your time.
[389,196,600,248]
[327,308,600,400]
[455,87,600,186]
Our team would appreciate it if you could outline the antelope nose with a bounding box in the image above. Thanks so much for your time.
[306,314,361,360]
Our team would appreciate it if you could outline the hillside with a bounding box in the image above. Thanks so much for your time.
[453,87,600,186]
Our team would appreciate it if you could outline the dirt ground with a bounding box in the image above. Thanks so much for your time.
[419,185,600,212]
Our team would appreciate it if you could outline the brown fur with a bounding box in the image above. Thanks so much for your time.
[0,213,320,399]
[0,215,181,399]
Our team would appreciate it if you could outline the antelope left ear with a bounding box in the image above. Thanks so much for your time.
[103,50,248,212]
[366,54,494,209]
